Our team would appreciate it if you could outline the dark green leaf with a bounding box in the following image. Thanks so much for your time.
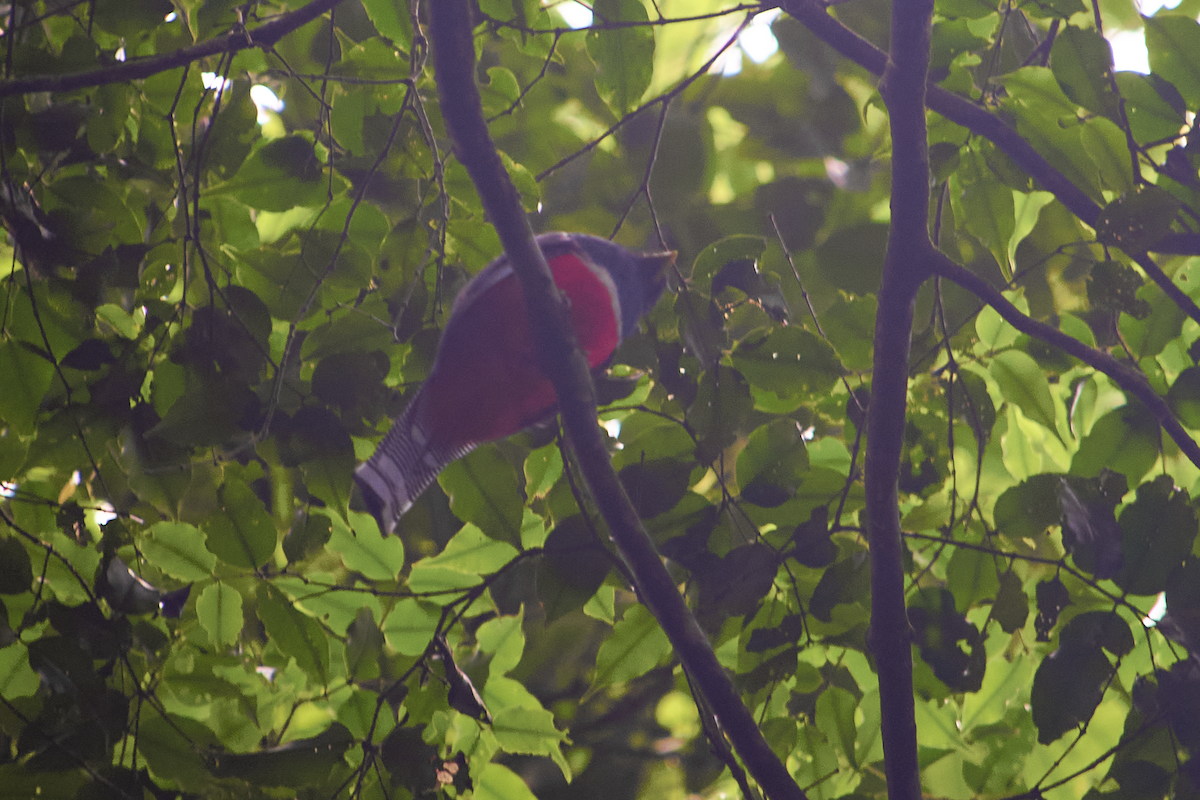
[1088,260,1149,318]
[815,223,888,296]
[209,723,354,786]
[618,459,692,518]
[993,570,1030,634]
[811,550,871,623]
[909,587,985,693]
[1095,185,1182,253]
[97,556,161,614]
[0,536,33,595]
[0,342,54,435]
[1114,476,1197,596]
[686,366,754,464]
[1035,576,1071,641]
[1030,640,1112,744]
[537,516,613,622]
[738,419,810,507]
[790,505,837,568]
[1057,475,1124,580]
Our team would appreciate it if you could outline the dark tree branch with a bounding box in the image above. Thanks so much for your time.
[427,3,804,799]
[0,0,345,98]
[865,0,935,798]
[933,252,1200,469]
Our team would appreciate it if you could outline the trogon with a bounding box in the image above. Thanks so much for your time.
[355,232,675,535]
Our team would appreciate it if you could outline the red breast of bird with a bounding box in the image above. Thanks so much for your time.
[355,232,675,535]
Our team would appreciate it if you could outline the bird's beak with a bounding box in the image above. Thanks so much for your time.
[638,250,677,275]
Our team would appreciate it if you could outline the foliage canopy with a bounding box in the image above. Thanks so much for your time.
[3,0,1200,799]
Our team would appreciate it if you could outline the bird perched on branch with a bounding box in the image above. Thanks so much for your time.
[355,232,675,535]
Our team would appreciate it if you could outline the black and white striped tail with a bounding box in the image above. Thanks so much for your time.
[354,396,474,535]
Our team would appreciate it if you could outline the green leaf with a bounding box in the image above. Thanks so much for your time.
[0,341,53,435]
[686,366,754,464]
[816,686,859,768]
[475,763,539,800]
[0,643,38,697]
[381,598,440,656]
[410,522,518,577]
[989,350,1061,441]
[491,705,567,755]
[291,407,355,517]
[993,570,1030,634]
[737,418,810,507]
[1168,366,1200,428]
[586,0,654,116]
[673,290,726,370]
[1120,282,1186,359]
[1115,72,1187,143]
[477,611,525,677]
[959,149,1016,275]
[212,136,339,211]
[690,235,769,286]
[326,511,405,580]
[1088,260,1149,318]
[438,447,524,544]
[909,587,985,693]
[593,604,672,687]
[731,327,843,400]
[196,582,243,648]
[480,67,521,117]
[821,295,876,371]
[1145,16,1200,108]
[946,546,1001,613]
[524,443,563,501]
[137,714,217,793]
[206,481,277,569]
[361,0,413,47]
[1070,405,1159,482]
[618,459,692,518]
[143,522,217,582]
[256,584,330,685]
[1079,117,1135,196]
[344,607,383,682]
[1049,25,1117,119]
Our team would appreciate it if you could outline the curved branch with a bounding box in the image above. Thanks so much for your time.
[427,3,805,799]
[778,0,1200,327]
[0,0,345,98]
[933,252,1200,469]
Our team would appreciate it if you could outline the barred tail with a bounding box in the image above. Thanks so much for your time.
[354,395,475,535]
